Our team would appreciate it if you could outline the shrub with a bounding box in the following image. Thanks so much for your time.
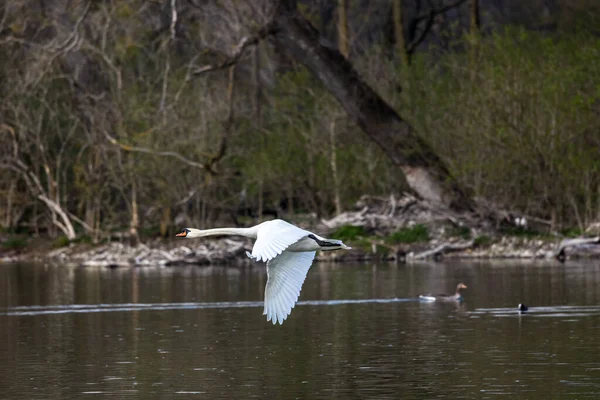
[387,224,429,244]
[1,237,27,250]
[52,236,70,248]
[331,225,367,241]
[449,226,472,239]
[474,235,492,247]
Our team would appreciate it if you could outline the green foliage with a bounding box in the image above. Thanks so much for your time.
[2,4,600,239]
[52,236,70,248]
[449,226,472,239]
[474,235,493,247]
[331,225,368,241]
[140,227,162,238]
[1,237,27,250]
[400,26,600,228]
[500,227,547,238]
[72,235,93,245]
[387,225,429,244]
[559,228,584,238]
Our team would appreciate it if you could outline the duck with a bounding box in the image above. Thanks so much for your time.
[176,219,351,324]
[419,283,468,302]
[518,303,528,312]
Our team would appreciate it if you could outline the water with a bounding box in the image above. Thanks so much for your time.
[1,260,600,399]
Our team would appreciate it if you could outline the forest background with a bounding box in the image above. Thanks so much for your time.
[1,0,599,248]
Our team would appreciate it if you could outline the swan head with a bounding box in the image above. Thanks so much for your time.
[176,228,205,238]
[176,228,191,237]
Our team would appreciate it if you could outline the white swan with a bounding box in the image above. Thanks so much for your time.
[176,219,351,325]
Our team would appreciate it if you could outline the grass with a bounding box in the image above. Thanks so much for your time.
[386,224,429,244]
[52,236,70,248]
[474,235,493,247]
[449,226,472,240]
[1,237,27,251]
[560,227,583,238]
[331,225,368,242]
[500,226,549,238]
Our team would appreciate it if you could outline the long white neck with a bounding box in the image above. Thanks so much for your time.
[186,226,258,239]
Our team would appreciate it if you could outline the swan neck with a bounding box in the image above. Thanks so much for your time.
[192,227,257,239]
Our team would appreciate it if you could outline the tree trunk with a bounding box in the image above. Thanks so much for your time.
[160,207,171,237]
[330,119,342,216]
[337,0,350,58]
[252,46,265,222]
[392,0,409,67]
[37,194,77,240]
[468,0,480,81]
[4,181,15,228]
[129,177,139,246]
[273,2,473,212]
[470,0,480,33]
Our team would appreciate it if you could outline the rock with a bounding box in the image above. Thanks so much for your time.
[585,222,600,236]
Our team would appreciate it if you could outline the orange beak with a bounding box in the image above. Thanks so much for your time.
[175,231,187,237]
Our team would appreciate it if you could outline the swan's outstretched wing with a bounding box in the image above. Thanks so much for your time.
[251,219,310,262]
[264,250,316,325]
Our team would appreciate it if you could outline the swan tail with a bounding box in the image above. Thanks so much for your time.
[309,234,352,250]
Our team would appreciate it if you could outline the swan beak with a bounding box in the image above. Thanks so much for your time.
[175,230,188,237]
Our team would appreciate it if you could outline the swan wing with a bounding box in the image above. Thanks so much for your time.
[251,219,310,262]
[263,250,316,325]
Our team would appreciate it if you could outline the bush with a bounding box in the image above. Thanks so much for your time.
[500,226,546,238]
[387,224,429,244]
[474,235,493,247]
[52,236,70,248]
[401,27,600,229]
[449,226,472,239]
[1,237,27,250]
[331,225,367,241]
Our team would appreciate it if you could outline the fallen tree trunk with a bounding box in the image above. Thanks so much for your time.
[272,0,473,212]
[554,236,600,262]
[411,239,475,260]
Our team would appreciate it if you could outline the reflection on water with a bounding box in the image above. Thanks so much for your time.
[1,260,600,399]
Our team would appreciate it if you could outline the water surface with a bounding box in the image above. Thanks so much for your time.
[1,260,600,399]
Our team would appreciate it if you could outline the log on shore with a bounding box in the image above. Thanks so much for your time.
[554,236,600,262]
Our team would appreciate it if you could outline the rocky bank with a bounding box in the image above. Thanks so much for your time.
[2,194,600,267]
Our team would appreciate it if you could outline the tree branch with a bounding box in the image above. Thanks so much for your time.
[272,2,473,211]
[407,0,469,55]
[103,131,221,175]
[411,239,475,260]
[192,23,277,76]
[555,236,600,262]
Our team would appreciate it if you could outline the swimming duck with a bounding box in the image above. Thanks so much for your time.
[518,303,528,312]
[419,283,468,302]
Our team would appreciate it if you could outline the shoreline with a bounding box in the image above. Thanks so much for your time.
[3,195,600,267]
[1,234,598,267]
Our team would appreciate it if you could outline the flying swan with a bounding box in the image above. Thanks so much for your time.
[176,219,351,324]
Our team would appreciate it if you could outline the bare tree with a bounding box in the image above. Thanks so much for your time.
[392,0,409,67]
[272,0,472,211]
[470,0,480,33]
[337,0,350,58]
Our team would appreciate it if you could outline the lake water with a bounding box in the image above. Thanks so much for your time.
[1,260,600,399]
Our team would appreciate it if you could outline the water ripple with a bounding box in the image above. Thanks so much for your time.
[0,297,414,316]
[470,305,600,318]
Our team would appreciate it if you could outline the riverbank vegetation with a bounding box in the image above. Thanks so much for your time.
[1,1,599,252]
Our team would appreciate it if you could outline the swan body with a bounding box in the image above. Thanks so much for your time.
[176,219,351,324]
[419,283,468,302]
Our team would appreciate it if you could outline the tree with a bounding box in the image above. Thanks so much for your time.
[271,0,473,212]
[337,0,350,58]
[392,0,409,67]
